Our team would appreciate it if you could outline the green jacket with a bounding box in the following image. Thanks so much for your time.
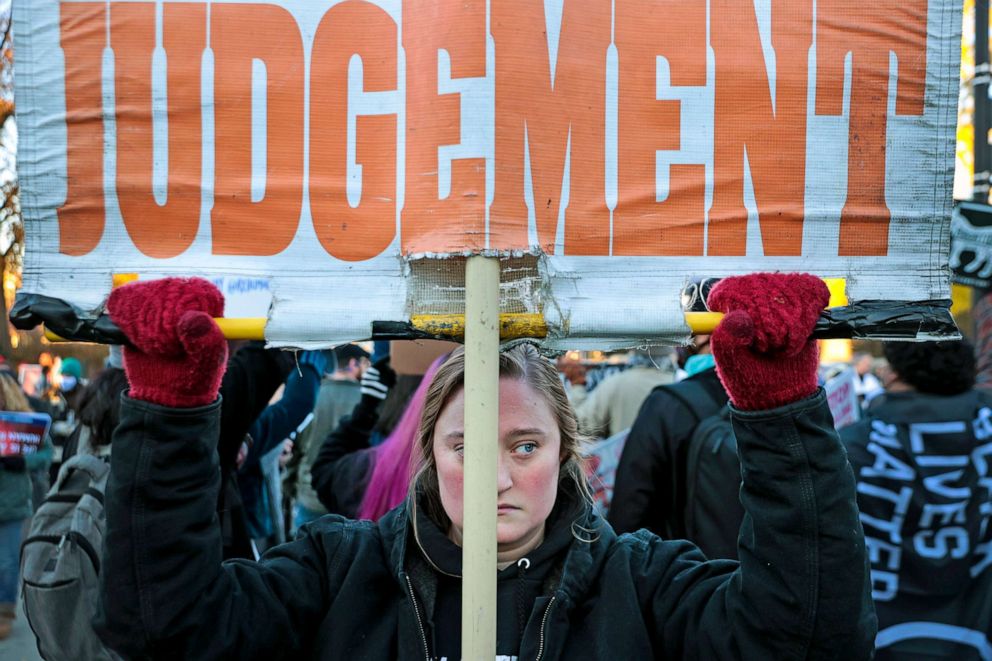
[0,434,53,522]
[97,390,876,660]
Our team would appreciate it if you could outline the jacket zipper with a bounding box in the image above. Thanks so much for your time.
[405,572,556,661]
[535,595,557,661]
[403,574,431,661]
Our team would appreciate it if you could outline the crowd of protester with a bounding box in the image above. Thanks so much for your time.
[0,273,988,658]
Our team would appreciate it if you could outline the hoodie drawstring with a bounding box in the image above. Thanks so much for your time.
[515,557,531,635]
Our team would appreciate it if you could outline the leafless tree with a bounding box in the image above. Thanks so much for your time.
[0,0,21,356]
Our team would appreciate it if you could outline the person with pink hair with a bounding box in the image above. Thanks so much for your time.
[310,354,448,521]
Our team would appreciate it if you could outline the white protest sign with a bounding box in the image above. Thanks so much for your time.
[14,0,960,347]
[824,366,860,430]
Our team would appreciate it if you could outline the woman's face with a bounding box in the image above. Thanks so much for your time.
[433,378,562,554]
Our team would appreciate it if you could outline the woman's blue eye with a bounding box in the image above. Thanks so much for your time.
[516,442,538,455]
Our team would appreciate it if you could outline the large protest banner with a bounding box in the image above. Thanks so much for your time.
[12,0,961,348]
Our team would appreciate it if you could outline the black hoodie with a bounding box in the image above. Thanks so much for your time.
[412,492,581,659]
[841,389,992,660]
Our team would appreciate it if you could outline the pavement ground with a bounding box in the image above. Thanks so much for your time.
[1,600,43,661]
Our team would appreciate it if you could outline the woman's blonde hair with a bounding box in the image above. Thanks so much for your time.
[409,344,591,530]
[0,372,32,413]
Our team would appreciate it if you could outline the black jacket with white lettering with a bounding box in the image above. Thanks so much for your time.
[95,390,875,660]
[840,390,992,660]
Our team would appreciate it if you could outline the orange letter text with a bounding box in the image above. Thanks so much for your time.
[710,0,813,256]
[211,3,304,256]
[402,0,486,254]
[614,0,706,256]
[310,0,397,261]
[112,2,205,258]
[58,3,107,256]
[490,0,611,254]
[817,0,927,256]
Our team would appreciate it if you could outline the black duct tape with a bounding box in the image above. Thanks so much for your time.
[371,321,440,341]
[9,293,129,345]
[812,300,960,340]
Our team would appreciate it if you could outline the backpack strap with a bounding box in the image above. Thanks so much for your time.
[75,424,94,456]
[684,408,725,534]
[657,378,720,425]
[683,404,742,556]
[51,453,110,494]
[685,407,731,485]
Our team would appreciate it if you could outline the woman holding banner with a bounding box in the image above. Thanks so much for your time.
[95,274,875,659]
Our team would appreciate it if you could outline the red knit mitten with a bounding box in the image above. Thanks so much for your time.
[107,277,228,408]
[708,273,829,411]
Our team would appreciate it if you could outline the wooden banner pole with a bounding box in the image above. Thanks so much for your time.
[462,255,500,660]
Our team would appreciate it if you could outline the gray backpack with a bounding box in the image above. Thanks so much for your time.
[20,450,120,660]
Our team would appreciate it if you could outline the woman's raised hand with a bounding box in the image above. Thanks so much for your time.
[107,277,228,408]
[707,273,830,411]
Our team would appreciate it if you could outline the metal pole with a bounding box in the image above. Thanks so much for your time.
[462,255,500,659]
[976,0,991,203]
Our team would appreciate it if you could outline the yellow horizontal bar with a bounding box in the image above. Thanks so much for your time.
[411,313,548,341]
[215,317,267,341]
[45,317,267,343]
[683,311,727,335]
[823,278,849,307]
[112,273,140,288]
[43,329,71,343]
[686,277,847,335]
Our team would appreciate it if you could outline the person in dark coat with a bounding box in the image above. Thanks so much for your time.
[237,350,325,549]
[840,339,992,659]
[216,342,296,559]
[286,344,366,530]
[608,334,729,538]
[59,364,128,462]
[94,274,875,660]
[311,353,444,521]
[0,372,52,639]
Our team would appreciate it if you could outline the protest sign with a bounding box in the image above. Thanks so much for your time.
[823,366,860,430]
[585,429,628,517]
[13,0,961,347]
[17,363,45,398]
[0,411,52,457]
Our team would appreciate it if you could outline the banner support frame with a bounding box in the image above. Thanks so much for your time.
[462,254,500,659]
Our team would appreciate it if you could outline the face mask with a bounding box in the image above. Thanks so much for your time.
[684,354,715,377]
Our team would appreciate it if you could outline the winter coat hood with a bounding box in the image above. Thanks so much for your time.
[377,487,614,611]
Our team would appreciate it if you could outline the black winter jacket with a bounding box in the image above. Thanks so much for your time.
[840,389,992,659]
[217,343,295,558]
[96,389,875,660]
[609,368,728,537]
